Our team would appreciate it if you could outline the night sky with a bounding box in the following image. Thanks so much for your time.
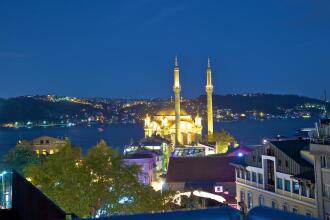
[1,0,330,99]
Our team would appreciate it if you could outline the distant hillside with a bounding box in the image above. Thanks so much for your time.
[0,94,328,124]
[0,97,103,123]
[197,93,329,114]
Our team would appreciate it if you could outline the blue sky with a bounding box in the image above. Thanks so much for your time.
[0,0,330,99]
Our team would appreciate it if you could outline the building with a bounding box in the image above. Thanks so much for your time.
[166,156,237,208]
[231,139,317,216]
[310,118,330,219]
[123,152,156,185]
[171,143,215,157]
[144,57,214,146]
[18,136,68,155]
[123,136,171,171]
[0,169,75,220]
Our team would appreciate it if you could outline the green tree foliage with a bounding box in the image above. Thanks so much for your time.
[25,140,171,218]
[0,144,41,174]
[207,130,236,153]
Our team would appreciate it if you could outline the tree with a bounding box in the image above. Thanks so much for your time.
[25,143,90,216]
[207,130,236,153]
[25,140,171,218]
[0,144,41,174]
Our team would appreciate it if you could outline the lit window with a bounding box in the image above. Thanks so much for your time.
[292,181,299,194]
[276,178,283,190]
[35,150,39,155]
[42,149,47,155]
[247,192,253,209]
[240,190,245,203]
[49,149,54,154]
[285,179,291,192]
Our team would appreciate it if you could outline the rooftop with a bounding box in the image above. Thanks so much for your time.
[270,139,312,167]
[166,156,235,183]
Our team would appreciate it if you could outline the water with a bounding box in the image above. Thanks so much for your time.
[0,118,318,156]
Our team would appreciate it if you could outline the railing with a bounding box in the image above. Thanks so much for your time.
[311,138,330,145]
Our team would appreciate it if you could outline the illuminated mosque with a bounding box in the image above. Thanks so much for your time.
[144,57,214,145]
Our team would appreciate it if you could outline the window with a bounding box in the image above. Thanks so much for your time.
[252,172,257,182]
[292,208,298,214]
[276,178,283,190]
[35,150,39,155]
[49,149,54,154]
[258,195,264,206]
[277,159,282,167]
[253,156,256,161]
[306,212,312,217]
[292,181,299,194]
[322,156,326,167]
[45,140,50,144]
[301,182,307,197]
[236,169,240,178]
[240,190,245,203]
[40,140,44,144]
[271,200,277,209]
[247,192,253,209]
[285,179,291,192]
[283,204,288,212]
[323,184,330,199]
[266,148,274,156]
[321,156,330,168]
[42,149,47,155]
[258,173,263,184]
[246,171,251,181]
[285,160,289,168]
[258,156,261,163]
[325,213,330,220]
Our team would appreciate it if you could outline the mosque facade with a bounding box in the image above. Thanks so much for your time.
[144,57,214,146]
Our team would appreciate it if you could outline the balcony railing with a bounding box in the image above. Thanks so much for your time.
[311,138,330,145]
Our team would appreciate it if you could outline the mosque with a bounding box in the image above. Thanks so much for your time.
[144,57,214,145]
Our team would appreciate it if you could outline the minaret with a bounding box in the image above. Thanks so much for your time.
[173,56,181,145]
[206,57,214,136]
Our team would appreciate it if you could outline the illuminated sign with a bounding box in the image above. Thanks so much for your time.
[214,186,223,193]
